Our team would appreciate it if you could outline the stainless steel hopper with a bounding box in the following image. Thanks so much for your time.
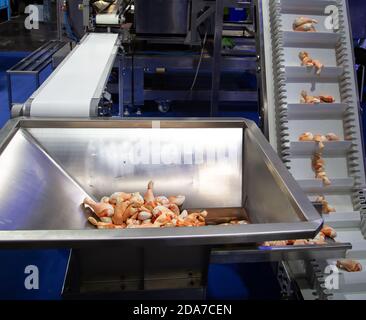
[0,118,350,297]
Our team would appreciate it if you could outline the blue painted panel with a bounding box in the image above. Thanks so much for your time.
[349,0,366,39]
[0,52,53,128]
[0,0,10,21]
[207,263,281,300]
[0,249,70,300]
[0,0,8,8]
[0,52,29,133]
[228,8,247,22]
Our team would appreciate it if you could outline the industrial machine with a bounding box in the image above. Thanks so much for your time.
[2,0,366,299]
[44,0,258,116]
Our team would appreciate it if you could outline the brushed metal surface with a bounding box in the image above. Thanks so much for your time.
[27,127,242,209]
[135,0,188,35]
[210,242,352,264]
[0,129,91,230]
[244,128,302,223]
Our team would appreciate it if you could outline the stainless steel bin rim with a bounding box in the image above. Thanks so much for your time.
[0,221,322,247]
[0,117,324,248]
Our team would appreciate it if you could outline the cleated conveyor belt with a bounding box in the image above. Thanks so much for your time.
[259,0,366,300]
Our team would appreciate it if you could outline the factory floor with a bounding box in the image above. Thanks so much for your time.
[0,15,57,52]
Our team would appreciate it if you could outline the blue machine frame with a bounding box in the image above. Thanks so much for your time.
[0,0,10,22]
[6,40,66,109]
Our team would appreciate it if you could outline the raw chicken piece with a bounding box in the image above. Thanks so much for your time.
[337,259,363,272]
[293,17,318,32]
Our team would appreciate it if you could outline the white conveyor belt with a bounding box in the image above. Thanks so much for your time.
[29,33,119,117]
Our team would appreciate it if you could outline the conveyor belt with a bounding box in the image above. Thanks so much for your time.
[259,0,366,300]
[27,33,119,117]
